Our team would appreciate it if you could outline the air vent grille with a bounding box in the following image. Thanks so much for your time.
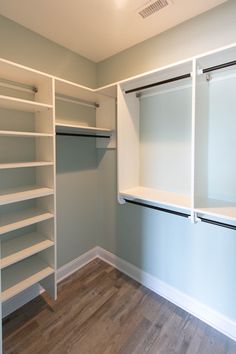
[138,0,171,19]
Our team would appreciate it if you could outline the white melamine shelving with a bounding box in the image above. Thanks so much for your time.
[1,232,54,269]
[0,95,53,112]
[56,122,112,136]
[1,256,54,302]
[0,130,53,138]
[0,161,53,169]
[0,208,54,235]
[117,60,193,212]
[0,186,54,205]
[120,187,191,211]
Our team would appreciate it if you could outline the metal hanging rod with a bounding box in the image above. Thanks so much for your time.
[203,60,236,74]
[124,199,236,230]
[125,73,191,95]
[55,94,99,109]
[0,78,38,94]
[56,132,110,138]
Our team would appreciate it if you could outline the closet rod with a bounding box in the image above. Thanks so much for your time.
[56,132,110,138]
[124,199,236,230]
[203,60,236,74]
[0,79,38,93]
[55,94,99,108]
[125,73,191,94]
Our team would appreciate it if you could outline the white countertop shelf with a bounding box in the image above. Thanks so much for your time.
[0,95,53,112]
[0,161,54,169]
[1,256,54,302]
[1,232,54,269]
[0,185,54,206]
[120,186,191,211]
[56,122,112,136]
[0,208,54,235]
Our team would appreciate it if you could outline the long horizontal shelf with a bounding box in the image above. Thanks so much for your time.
[1,256,54,302]
[1,232,54,269]
[56,123,112,136]
[0,208,54,235]
[0,130,53,138]
[0,185,54,206]
[0,161,54,169]
[0,95,53,112]
[120,186,191,211]
[195,198,236,221]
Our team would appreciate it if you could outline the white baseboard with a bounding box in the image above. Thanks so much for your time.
[3,246,236,342]
[97,246,236,342]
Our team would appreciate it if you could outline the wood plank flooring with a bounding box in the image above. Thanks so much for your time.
[3,259,236,354]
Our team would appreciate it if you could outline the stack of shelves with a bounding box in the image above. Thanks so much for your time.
[0,59,56,313]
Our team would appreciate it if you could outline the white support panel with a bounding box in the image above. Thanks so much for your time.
[1,255,54,302]
[1,232,54,269]
[96,98,116,149]
[0,186,54,206]
[0,95,52,112]
[0,208,54,235]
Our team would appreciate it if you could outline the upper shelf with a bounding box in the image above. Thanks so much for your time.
[56,123,112,137]
[0,95,53,112]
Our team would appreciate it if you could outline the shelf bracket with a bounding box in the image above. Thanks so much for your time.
[188,211,201,224]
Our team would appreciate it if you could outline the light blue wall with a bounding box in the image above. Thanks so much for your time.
[0,15,96,87]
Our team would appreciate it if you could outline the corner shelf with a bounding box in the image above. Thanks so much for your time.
[1,256,54,302]
[195,198,236,221]
[0,208,54,235]
[1,232,54,269]
[0,185,54,206]
[56,122,112,137]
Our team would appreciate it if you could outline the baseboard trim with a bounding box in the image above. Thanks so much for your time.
[3,246,236,342]
[97,246,236,342]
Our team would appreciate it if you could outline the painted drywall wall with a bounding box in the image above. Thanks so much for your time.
[97,0,236,86]
[0,15,96,88]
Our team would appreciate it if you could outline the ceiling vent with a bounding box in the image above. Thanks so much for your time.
[138,0,172,19]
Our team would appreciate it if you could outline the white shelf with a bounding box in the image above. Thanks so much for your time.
[0,161,54,169]
[1,232,54,269]
[0,208,54,235]
[0,186,54,206]
[120,186,191,211]
[195,198,236,221]
[1,256,54,302]
[0,130,53,138]
[56,122,112,136]
[0,95,53,112]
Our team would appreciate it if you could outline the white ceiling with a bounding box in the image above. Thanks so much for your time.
[0,0,228,62]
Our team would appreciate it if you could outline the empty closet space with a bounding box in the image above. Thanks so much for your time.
[194,46,236,221]
[118,61,193,211]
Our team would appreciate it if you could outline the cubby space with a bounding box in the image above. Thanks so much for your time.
[118,61,193,211]
[55,78,116,148]
[194,46,236,221]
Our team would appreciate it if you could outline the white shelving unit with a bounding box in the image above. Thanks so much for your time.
[0,58,57,352]
[55,78,116,149]
[117,44,236,227]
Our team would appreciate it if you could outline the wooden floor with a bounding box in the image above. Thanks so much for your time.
[3,259,236,354]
